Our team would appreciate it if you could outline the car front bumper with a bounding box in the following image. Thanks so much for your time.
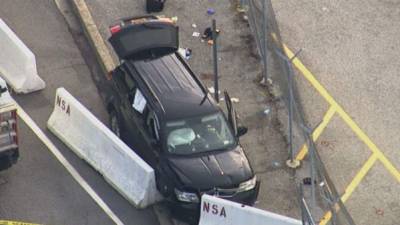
[170,181,260,224]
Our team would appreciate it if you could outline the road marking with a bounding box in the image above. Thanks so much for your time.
[0,220,41,225]
[282,43,400,183]
[15,103,124,225]
[318,154,378,225]
[295,106,336,161]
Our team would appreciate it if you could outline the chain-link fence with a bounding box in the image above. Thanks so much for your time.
[242,0,356,224]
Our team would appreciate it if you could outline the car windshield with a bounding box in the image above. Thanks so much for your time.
[165,112,235,155]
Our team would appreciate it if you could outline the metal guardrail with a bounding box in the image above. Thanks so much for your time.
[242,0,356,224]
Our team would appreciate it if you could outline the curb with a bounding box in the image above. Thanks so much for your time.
[70,0,116,75]
[68,1,175,225]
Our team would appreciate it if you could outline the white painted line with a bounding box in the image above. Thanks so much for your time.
[15,102,124,225]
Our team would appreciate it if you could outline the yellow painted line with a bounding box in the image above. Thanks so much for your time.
[295,106,336,161]
[318,154,378,225]
[0,221,41,225]
[282,44,400,183]
[341,154,378,202]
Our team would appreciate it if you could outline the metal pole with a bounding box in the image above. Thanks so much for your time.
[212,19,219,103]
[261,0,267,81]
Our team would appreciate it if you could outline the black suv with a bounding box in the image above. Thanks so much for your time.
[106,16,259,223]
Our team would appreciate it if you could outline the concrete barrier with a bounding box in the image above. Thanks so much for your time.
[47,88,161,208]
[0,19,45,93]
[199,195,302,225]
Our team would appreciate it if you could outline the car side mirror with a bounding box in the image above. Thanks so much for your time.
[237,126,248,137]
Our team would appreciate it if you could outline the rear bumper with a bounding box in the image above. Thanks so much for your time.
[0,148,19,171]
[170,181,260,224]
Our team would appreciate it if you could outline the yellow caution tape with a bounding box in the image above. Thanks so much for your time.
[0,220,42,225]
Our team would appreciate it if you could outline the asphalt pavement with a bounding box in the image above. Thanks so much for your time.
[272,1,400,224]
[0,0,158,224]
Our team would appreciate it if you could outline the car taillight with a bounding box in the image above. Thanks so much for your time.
[110,24,121,35]
[0,109,18,149]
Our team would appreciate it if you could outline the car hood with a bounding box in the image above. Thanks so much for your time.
[167,146,253,190]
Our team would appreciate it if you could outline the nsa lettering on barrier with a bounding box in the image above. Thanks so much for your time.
[47,88,161,208]
[199,195,302,225]
[0,19,45,93]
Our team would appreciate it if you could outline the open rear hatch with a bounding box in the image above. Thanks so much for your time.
[109,16,179,61]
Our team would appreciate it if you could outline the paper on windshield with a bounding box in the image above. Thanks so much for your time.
[132,89,146,113]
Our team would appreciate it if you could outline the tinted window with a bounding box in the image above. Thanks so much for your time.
[120,29,173,51]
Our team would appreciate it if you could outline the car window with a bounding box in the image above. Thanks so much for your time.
[165,112,235,155]
[146,111,160,140]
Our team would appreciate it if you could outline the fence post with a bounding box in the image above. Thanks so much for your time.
[212,19,219,103]
[261,0,268,82]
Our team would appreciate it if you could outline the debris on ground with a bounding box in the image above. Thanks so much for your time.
[191,23,197,28]
[200,73,214,80]
[374,207,384,216]
[272,161,282,168]
[178,48,192,60]
[207,8,215,15]
[231,97,240,103]
[202,27,220,40]
[263,107,271,115]
[192,32,200,37]
[302,177,315,185]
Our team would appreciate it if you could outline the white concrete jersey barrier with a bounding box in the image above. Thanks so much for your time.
[47,88,161,208]
[0,19,45,93]
[199,195,302,225]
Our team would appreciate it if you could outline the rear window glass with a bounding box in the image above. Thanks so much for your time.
[120,29,173,50]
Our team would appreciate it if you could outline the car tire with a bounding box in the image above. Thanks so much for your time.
[109,110,121,138]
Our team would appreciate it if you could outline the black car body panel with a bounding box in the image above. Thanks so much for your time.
[167,146,253,189]
[106,16,259,223]
[132,53,216,120]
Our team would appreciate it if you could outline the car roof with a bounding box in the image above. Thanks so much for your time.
[130,53,218,121]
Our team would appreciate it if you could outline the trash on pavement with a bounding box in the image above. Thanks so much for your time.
[231,97,240,103]
[192,32,200,37]
[202,27,220,40]
[200,73,214,80]
[191,23,197,28]
[263,107,270,115]
[207,8,215,15]
[178,48,192,60]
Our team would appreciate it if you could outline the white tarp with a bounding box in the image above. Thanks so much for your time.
[0,19,45,93]
[47,88,161,208]
[199,195,302,225]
